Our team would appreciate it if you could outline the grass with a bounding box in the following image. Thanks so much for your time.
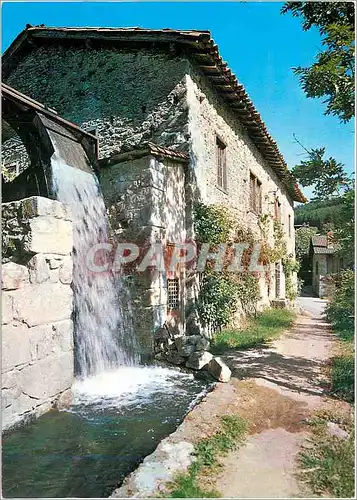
[166,415,247,498]
[211,308,296,353]
[330,329,354,404]
[299,408,355,498]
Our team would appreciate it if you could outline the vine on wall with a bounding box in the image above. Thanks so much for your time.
[193,203,298,333]
[193,202,260,334]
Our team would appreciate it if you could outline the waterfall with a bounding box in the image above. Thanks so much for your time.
[51,151,139,378]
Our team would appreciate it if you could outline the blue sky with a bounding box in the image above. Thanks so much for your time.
[2,2,354,199]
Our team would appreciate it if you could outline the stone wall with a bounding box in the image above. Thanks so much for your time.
[2,196,74,431]
[5,46,189,158]
[100,154,186,360]
[186,68,296,303]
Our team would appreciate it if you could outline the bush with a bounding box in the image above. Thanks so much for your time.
[331,352,355,403]
[325,270,355,331]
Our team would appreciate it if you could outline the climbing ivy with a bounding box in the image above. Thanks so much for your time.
[193,202,260,333]
[283,257,300,301]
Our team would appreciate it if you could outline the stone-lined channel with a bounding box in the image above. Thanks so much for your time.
[2,366,209,498]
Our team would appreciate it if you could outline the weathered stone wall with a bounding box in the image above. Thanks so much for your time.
[5,47,189,158]
[2,196,74,431]
[186,68,296,302]
[100,154,186,360]
[2,134,31,180]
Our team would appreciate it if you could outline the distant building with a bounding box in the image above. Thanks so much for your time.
[310,235,343,297]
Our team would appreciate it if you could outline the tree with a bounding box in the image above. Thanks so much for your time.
[282,2,355,122]
[294,198,344,229]
[291,144,351,200]
[332,189,355,263]
[295,225,319,262]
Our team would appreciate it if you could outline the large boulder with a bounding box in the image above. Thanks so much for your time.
[207,357,231,382]
[186,351,213,370]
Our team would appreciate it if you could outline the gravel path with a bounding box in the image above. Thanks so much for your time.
[209,299,335,498]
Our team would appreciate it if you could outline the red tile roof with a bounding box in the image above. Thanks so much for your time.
[3,25,306,203]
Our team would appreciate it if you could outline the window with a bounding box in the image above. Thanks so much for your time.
[288,214,292,237]
[315,261,319,276]
[216,137,227,191]
[167,278,179,309]
[249,172,262,214]
[274,198,281,222]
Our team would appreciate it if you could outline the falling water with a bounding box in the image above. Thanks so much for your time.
[51,151,139,378]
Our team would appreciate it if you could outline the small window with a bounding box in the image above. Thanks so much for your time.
[274,198,281,222]
[249,172,262,214]
[216,137,227,191]
[315,261,319,276]
[288,214,292,237]
[167,278,179,310]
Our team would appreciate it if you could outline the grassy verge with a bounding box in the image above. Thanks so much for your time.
[211,308,296,353]
[299,407,354,498]
[330,328,354,404]
[166,415,247,498]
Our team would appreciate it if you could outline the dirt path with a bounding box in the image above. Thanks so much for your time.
[200,304,335,498]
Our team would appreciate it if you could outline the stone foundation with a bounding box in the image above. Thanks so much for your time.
[2,196,74,431]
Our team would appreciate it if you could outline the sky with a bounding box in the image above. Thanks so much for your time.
[2,2,355,200]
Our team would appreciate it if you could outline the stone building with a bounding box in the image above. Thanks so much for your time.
[3,26,305,354]
[310,235,342,298]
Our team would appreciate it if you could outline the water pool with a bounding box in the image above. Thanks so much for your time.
[2,366,210,498]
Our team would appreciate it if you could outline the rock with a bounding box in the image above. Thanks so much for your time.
[2,293,13,324]
[166,351,185,366]
[21,196,72,221]
[175,337,196,357]
[186,351,213,370]
[59,256,73,284]
[326,422,349,440]
[175,335,210,357]
[24,216,73,255]
[195,337,210,351]
[2,262,28,290]
[207,357,231,382]
[28,254,50,284]
[28,319,73,361]
[154,326,170,341]
[2,324,31,371]
[11,282,73,327]
[19,351,73,400]
[56,389,73,410]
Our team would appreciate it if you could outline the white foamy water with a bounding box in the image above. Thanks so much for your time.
[71,366,200,408]
[51,151,140,378]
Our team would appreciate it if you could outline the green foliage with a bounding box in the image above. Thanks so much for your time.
[331,349,355,403]
[282,2,355,122]
[332,189,355,262]
[193,202,233,244]
[211,308,296,353]
[299,409,355,497]
[282,258,300,300]
[292,147,351,200]
[167,415,247,498]
[295,225,319,261]
[295,198,344,229]
[197,273,241,332]
[235,273,260,316]
[271,220,287,261]
[193,203,261,331]
[325,270,355,331]
[325,270,355,403]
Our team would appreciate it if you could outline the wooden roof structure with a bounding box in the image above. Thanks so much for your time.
[3,25,306,202]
